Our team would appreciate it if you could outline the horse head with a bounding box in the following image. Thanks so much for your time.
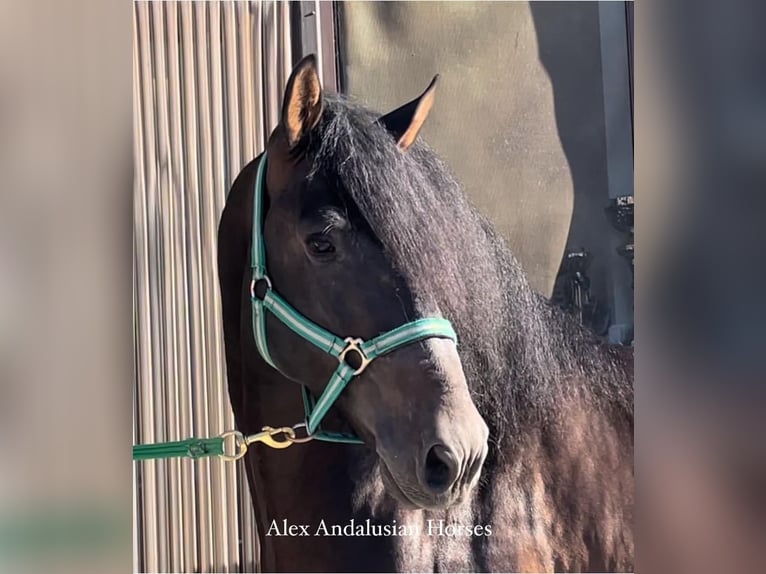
[256,55,488,510]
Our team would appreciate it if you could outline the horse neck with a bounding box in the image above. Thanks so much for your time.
[480,392,634,572]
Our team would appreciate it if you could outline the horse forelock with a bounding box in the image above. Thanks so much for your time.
[304,96,632,449]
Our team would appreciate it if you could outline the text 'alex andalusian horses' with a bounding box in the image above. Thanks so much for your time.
[218,55,633,572]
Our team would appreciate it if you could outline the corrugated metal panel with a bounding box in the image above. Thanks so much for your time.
[133,2,294,572]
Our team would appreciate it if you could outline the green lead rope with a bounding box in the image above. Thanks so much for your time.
[132,437,224,460]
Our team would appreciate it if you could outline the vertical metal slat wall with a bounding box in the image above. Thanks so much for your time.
[133,2,294,572]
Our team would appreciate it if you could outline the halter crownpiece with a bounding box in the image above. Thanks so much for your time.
[250,153,458,444]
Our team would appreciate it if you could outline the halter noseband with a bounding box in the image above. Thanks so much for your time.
[250,153,458,444]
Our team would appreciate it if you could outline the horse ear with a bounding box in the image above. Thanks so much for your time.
[378,75,439,151]
[281,54,323,148]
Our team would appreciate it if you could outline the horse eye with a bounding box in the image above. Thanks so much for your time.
[306,235,335,256]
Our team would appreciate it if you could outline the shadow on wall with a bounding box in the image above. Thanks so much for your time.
[335,0,630,333]
[530,1,614,334]
[335,0,578,297]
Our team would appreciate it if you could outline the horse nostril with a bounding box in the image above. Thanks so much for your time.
[424,444,460,493]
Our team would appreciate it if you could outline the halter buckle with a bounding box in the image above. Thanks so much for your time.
[338,337,371,375]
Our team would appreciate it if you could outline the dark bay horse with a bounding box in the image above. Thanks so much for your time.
[217,55,633,572]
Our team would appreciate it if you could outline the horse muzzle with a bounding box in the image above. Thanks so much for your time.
[377,415,489,510]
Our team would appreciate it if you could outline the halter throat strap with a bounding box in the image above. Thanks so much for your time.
[250,153,457,443]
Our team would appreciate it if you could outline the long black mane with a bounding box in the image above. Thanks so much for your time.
[306,96,632,452]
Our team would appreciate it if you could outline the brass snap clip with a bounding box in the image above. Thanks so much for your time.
[218,426,299,461]
[249,426,297,449]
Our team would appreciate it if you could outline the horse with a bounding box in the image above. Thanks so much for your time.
[217,55,633,572]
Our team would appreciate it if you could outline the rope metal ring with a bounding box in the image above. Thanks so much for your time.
[219,430,248,461]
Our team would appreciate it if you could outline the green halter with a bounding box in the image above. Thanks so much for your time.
[250,153,458,444]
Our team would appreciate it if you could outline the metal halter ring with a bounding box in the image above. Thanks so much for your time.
[338,337,371,375]
[250,276,273,301]
[290,423,316,444]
